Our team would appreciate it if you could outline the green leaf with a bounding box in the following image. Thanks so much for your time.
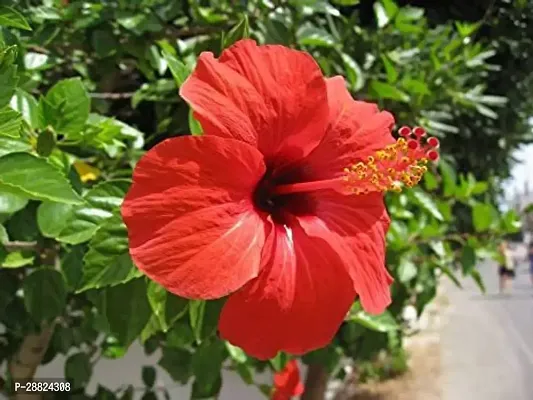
[397,258,417,283]
[460,246,477,275]
[0,223,7,244]
[370,80,410,102]
[165,293,189,325]
[58,180,130,244]
[402,78,430,95]
[0,152,82,204]
[382,0,400,18]
[43,78,90,136]
[258,384,272,397]
[78,214,141,292]
[161,51,190,89]
[37,202,74,238]
[0,251,34,268]
[440,265,462,288]
[347,304,399,332]
[381,55,398,83]
[22,268,67,323]
[61,246,84,291]
[24,52,49,70]
[465,50,496,67]
[0,6,32,31]
[501,209,521,232]
[429,240,445,258]
[117,12,162,34]
[476,95,508,107]
[472,203,494,232]
[455,21,481,38]
[65,353,92,389]
[225,342,247,364]
[269,352,289,371]
[411,189,444,221]
[373,2,391,28]
[302,346,343,374]
[222,14,250,49]
[191,340,226,398]
[147,281,169,332]
[297,24,336,48]
[105,278,152,347]
[189,299,224,344]
[439,160,457,197]
[394,6,424,21]
[475,104,498,119]
[142,366,156,388]
[132,80,175,108]
[470,269,486,294]
[331,0,360,5]
[166,320,195,348]
[36,129,55,157]
[188,110,203,136]
[0,135,31,157]
[141,314,162,343]
[189,300,205,344]
[423,172,438,191]
[0,107,22,138]
[102,336,128,359]
[92,29,118,58]
[4,202,39,241]
[158,347,193,384]
[0,191,27,214]
[471,181,488,195]
[119,386,135,400]
[0,47,18,109]
[235,364,254,385]
[341,53,365,91]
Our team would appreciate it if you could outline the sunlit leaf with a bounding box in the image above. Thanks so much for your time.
[0,6,32,30]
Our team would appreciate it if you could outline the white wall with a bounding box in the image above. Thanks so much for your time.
[2,341,273,400]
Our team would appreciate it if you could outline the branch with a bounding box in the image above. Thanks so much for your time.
[8,322,57,400]
[2,241,39,252]
[409,231,497,245]
[161,24,230,39]
[90,92,135,100]
[301,364,330,400]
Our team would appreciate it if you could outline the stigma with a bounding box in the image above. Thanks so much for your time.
[342,126,439,195]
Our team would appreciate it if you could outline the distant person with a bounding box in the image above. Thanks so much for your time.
[529,242,533,288]
[498,240,515,294]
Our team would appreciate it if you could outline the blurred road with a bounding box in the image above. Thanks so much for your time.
[441,247,533,400]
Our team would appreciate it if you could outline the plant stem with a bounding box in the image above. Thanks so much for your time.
[301,363,330,400]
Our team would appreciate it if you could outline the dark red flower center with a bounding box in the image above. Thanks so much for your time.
[253,167,317,223]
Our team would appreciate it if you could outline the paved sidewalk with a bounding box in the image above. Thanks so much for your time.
[441,256,533,400]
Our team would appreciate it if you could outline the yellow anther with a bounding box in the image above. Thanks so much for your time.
[342,135,436,195]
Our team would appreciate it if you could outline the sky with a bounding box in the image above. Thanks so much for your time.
[503,143,533,202]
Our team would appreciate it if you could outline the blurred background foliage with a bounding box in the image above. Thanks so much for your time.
[0,0,530,399]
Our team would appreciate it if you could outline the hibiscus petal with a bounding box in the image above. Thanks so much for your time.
[299,191,393,314]
[273,360,305,399]
[180,39,329,164]
[121,135,268,299]
[219,220,356,360]
[300,76,396,180]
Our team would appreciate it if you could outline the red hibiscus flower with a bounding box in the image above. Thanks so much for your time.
[272,360,304,400]
[121,39,439,359]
